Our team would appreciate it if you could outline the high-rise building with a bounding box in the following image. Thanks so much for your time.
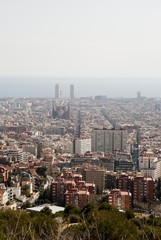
[108,189,131,211]
[85,169,105,194]
[55,84,60,98]
[67,138,91,155]
[70,84,74,99]
[117,174,133,192]
[52,172,94,207]
[65,189,89,208]
[132,176,155,202]
[137,91,141,99]
[91,129,127,153]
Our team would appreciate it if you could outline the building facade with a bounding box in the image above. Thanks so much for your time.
[68,138,91,155]
[132,176,155,202]
[108,189,131,211]
[65,188,89,208]
[91,129,127,153]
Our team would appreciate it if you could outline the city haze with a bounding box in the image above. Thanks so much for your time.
[0,0,161,80]
[0,77,161,98]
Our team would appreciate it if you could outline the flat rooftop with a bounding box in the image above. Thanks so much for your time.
[27,204,65,214]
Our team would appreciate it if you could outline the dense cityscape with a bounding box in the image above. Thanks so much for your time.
[1,0,161,238]
[0,84,160,210]
[0,84,161,238]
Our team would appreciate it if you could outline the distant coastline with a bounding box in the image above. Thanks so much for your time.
[0,77,161,98]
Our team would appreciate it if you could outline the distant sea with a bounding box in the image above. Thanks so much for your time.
[0,77,161,98]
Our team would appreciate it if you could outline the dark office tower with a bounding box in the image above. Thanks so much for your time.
[55,84,60,98]
[70,84,74,99]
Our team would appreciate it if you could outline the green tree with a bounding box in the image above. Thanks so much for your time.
[40,206,52,216]
[21,201,31,209]
[64,204,80,215]
[126,209,135,219]
[99,194,108,203]
[99,202,112,211]
[36,167,47,178]
[38,187,52,204]
[81,203,95,215]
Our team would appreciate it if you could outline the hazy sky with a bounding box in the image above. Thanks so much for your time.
[0,0,161,78]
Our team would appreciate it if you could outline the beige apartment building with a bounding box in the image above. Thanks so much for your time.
[84,169,105,194]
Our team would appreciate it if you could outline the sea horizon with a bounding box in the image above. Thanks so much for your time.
[0,77,161,99]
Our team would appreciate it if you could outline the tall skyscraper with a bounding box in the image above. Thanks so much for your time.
[70,84,74,99]
[91,129,127,153]
[55,84,60,98]
[137,91,141,99]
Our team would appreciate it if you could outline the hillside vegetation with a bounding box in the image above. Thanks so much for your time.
[0,204,161,239]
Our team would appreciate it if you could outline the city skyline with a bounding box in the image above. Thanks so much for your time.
[1,1,161,234]
[1,77,161,98]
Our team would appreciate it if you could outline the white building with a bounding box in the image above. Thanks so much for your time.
[67,138,91,155]
[139,150,161,179]
[7,186,21,200]
[5,148,24,162]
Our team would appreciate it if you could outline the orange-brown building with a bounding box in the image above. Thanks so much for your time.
[108,189,131,211]
[133,176,155,202]
[61,172,82,183]
[65,188,89,208]
[76,181,95,195]
[52,171,95,207]
[117,174,133,192]
[52,178,75,206]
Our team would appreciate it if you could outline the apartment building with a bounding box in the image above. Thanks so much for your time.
[52,172,95,207]
[42,154,54,173]
[76,181,95,194]
[91,128,127,153]
[133,176,155,202]
[68,138,91,155]
[52,178,75,206]
[117,174,133,192]
[108,189,131,211]
[85,169,105,194]
[65,188,89,208]
[105,171,117,189]
[61,172,82,183]
[139,151,161,179]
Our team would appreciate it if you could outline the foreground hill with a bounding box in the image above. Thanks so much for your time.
[0,204,161,239]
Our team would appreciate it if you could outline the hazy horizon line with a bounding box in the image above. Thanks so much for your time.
[1,76,161,79]
[0,77,161,98]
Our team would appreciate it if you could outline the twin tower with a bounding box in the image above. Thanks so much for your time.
[55,84,74,99]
